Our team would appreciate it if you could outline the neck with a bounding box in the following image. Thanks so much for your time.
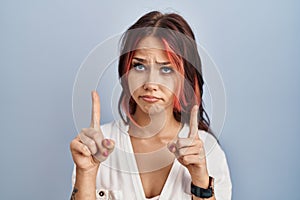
[129,106,181,139]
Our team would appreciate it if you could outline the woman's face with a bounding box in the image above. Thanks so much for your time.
[127,36,181,115]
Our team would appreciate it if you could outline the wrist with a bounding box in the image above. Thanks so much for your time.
[75,168,97,185]
[190,168,210,188]
[76,164,99,176]
[191,176,214,199]
[192,175,210,189]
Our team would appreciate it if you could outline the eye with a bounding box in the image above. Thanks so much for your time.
[133,63,146,71]
[161,66,173,74]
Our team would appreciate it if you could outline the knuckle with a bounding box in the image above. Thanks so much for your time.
[91,134,97,140]
[102,139,110,147]
[108,141,115,151]
[81,144,89,154]
[178,149,183,156]
[188,138,195,146]
[176,139,183,147]
[109,145,115,151]
[69,141,75,150]
[178,148,187,157]
[182,140,191,148]
[107,143,115,150]
[70,138,79,149]
[182,157,189,165]
[196,139,203,147]
[86,139,96,147]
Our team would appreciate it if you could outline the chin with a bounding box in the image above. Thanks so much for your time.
[148,104,165,115]
[138,104,164,115]
[146,104,176,116]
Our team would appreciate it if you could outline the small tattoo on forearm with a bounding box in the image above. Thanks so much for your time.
[70,187,78,200]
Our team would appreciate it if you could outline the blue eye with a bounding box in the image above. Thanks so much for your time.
[133,63,146,71]
[161,66,173,74]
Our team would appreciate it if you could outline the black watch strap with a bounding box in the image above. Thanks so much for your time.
[191,176,214,198]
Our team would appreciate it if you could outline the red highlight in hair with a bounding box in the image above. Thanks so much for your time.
[194,75,201,105]
[161,38,188,112]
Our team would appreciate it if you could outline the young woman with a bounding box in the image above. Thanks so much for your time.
[70,11,232,200]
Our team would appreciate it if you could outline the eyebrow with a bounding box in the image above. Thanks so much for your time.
[132,57,171,65]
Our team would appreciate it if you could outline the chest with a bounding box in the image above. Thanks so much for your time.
[138,163,173,198]
[130,137,175,198]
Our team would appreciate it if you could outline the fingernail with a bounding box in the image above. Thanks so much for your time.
[103,150,108,157]
[106,139,111,146]
[168,144,175,152]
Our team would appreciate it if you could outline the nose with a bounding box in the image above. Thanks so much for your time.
[143,70,158,91]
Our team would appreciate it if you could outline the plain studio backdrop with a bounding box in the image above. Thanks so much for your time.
[0,1,299,199]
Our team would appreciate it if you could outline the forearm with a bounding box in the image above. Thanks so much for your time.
[71,168,98,200]
[192,195,216,200]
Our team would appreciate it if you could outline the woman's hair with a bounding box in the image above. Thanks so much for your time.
[118,11,212,134]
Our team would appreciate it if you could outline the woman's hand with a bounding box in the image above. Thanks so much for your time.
[70,91,115,173]
[168,105,210,188]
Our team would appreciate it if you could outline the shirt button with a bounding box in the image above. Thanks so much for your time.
[99,191,105,197]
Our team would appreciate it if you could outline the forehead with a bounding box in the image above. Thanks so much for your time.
[134,36,169,61]
[136,36,165,49]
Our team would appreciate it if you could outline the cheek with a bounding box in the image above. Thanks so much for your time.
[159,74,182,95]
[159,79,176,94]
[159,78,181,104]
[127,70,146,95]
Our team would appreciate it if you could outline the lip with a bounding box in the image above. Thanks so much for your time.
[139,95,161,103]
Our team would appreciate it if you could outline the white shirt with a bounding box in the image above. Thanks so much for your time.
[72,120,232,200]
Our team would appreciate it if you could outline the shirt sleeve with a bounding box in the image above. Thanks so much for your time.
[71,164,76,188]
[203,132,232,200]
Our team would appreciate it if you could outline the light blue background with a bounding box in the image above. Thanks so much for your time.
[1,0,299,199]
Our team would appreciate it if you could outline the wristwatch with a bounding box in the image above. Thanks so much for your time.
[191,176,214,198]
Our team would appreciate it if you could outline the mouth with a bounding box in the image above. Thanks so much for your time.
[139,95,162,103]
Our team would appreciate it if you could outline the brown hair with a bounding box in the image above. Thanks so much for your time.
[118,11,212,135]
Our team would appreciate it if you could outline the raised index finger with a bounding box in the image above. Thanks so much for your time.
[90,90,101,131]
[188,105,199,138]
